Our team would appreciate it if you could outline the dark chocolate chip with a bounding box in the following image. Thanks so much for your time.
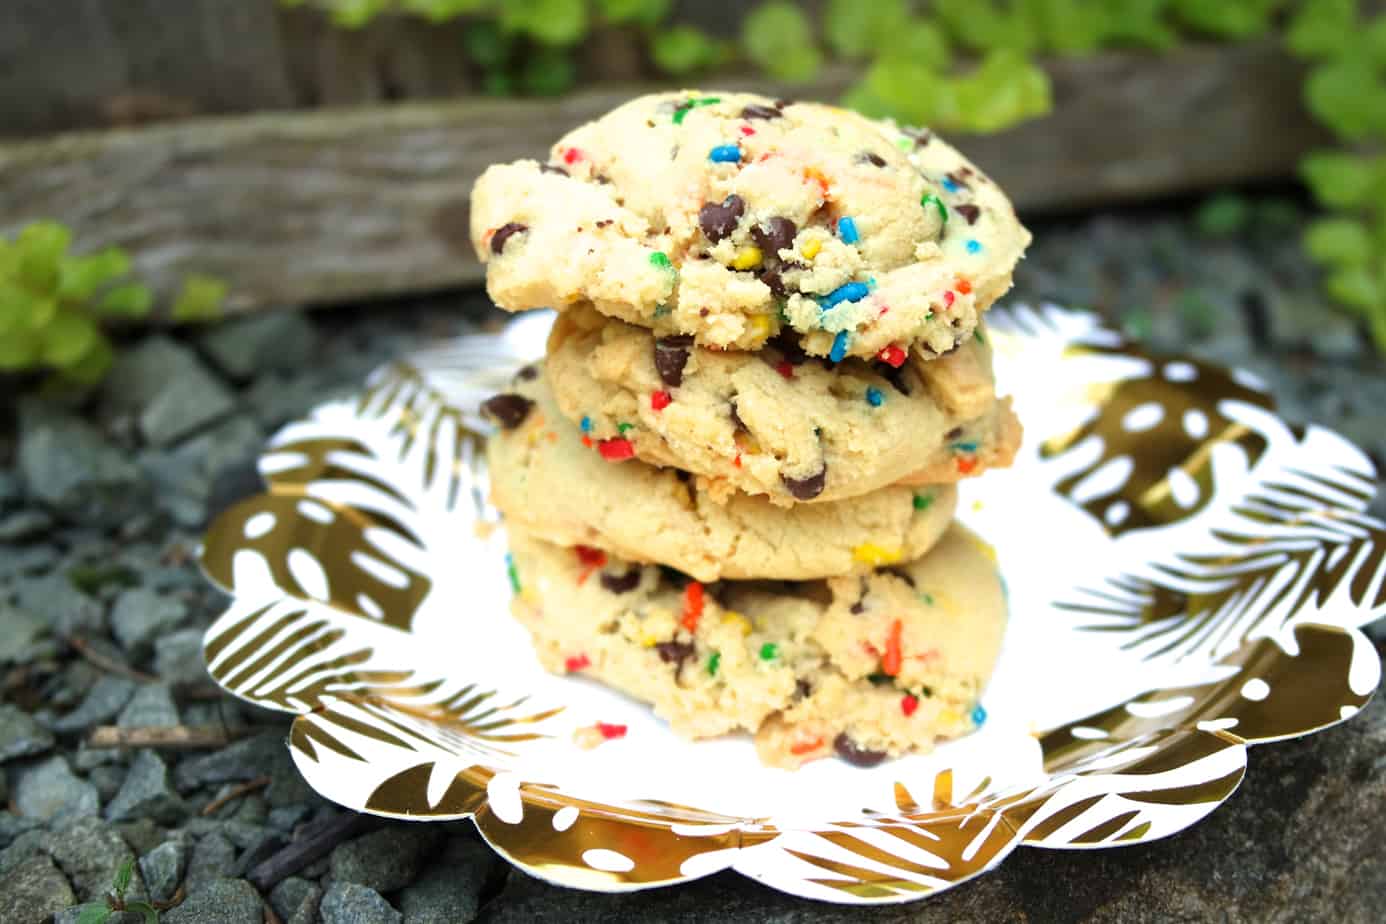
[874,362,911,395]
[539,164,568,176]
[515,364,539,382]
[697,194,746,243]
[594,173,612,185]
[946,426,963,440]
[489,222,528,255]
[834,733,888,768]
[655,640,696,679]
[945,171,971,190]
[850,601,865,615]
[955,204,981,225]
[885,567,916,588]
[795,679,813,699]
[768,332,807,365]
[782,467,826,500]
[595,219,613,228]
[759,267,788,298]
[653,334,694,388]
[480,393,533,429]
[750,217,797,256]
[599,570,641,594]
[857,152,887,167]
[740,104,782,120]
[774,99,793,109]
[904,127,933,147]
[729,401,747,432]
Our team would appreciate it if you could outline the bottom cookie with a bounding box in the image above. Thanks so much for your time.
[505,523,1007,769]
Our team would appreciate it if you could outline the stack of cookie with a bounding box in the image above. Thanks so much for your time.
[471,92,1030,768]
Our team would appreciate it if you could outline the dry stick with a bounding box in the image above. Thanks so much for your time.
[247,812,383,893]
[202,775,272,817]
[67,636,159,684]
[87,725,249,750]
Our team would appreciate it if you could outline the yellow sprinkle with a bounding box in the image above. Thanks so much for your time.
[749,315,773,339]
[721,611,752,636]
[802,238,822,260]
[939,709,961,726]
[971,499,984,512]
[967,533,998,564]
[852,542,903,566]
[731,246,763,270]
[639,632,659,648]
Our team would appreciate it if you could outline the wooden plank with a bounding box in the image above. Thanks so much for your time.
[0,40,1328,316]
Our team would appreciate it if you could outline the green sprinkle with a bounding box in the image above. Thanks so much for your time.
[673,96,721,124]
[912,493,934,511]
[654,304,671,317]
[506,553,520,594]
[920,592,935,606]
[922,193,948,226]
[758,642,779,661]
[895,137,913,151]
[867,672,893,686]
[707,651,721,676]
[649,250,672,269]
[973,331,986,345]
[618,422,634,434]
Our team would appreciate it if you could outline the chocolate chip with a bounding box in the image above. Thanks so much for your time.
[759,267,788,297]
[782,466,826,500]
[489,222,528,255]
[904,127,933,147]
[655,640,696,679]
[955,204,980,225]
[599,570,641,594]
[946,426,963,439]
[768,332,807,365]
[480,393,533,429]
[729,401,747,432]
[795,679,813,699]
[857,152,887,167]
[594,173,612,185]
[697,194,745,243]
[740,104,782,120]
[653,335,694,388]
[595,219,613,228]
[874,362,911,395]
[750,217,797,256]
[774,99,793,109]
[850,601,865,615]
[515,364,539,382]
[539,164,567,177]
[833,733,887,768]
[884,567,916,588]
[945,171,971,190]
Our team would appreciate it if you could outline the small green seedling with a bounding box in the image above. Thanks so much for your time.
[74,859,160,924]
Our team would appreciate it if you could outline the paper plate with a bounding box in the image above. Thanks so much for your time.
[198,305,1385,904]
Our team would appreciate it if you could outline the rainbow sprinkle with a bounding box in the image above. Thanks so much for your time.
[617,422,635,434]
[505,553,520,593]
[965,239,982,254]
[922,193,948,225]
[707,651,721,676]
[865,386,883,407]
[829,331,849,362]
[759,642,778,661]
[971,704,988,727]
[673,96,720,123]
[913,492,933,510]
[836,216,859,243]
[973,331,986,345]
[580,416,592,433]
[951,440,979,452]
[820,281,870,310]
[708,144,741,163]
[941,175,961,193]
[649,250,673,269]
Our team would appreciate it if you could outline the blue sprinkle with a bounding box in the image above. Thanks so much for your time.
[865,386,883,407]
[580,416,592,433]
[829,331,849,362]
[951,441,979,452]
[836,216,859,244]
[971,704,988,727]
[708,144,741,163]
[965,239,982,255]
[819,281,871,310]
[942,176,961,193]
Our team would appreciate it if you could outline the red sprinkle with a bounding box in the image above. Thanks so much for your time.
[956,278,973,295]
[740,124,756,136]
[790,736,824,756]
[596,722,627,740]
[563,147,583,165]
[650,390,672,411]
[733,452,742,468]
[900,694,919,717]
[681,582,705,632]
[576,545,606,566]
[881,619,903,677]
[877,345,907,368]
[565,654,591,672]
[581,435,593,448]
[775,360,795,379]
[598,437,635,461]
[956,456,978,474]
[943,290,955,308]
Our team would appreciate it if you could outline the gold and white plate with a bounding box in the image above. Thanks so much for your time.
[198,305,1385,904]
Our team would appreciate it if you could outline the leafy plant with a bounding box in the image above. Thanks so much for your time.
[74,859,160,924]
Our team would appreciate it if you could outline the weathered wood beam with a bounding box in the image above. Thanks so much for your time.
[0,40,1327,316]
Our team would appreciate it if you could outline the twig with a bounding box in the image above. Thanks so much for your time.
[153,885,186,912]
[247,812,382,892]
[202,776,271,817]
[67,636,159,683]
[87,724,253,750]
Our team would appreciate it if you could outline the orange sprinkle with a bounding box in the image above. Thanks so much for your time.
[956,456,978,474]
[581,435,593,448]
[803,167,831,199]
[733,452,742,468]
[790,736,824,756]
[882,619,903,677]
[575,545,607,586]
[681,582,705,632]
[956,277,973,295]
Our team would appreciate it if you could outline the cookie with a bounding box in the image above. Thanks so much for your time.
[469,90,1030,360]
[505,523,1006,769]
[545,304,1021,504]
[485,367,957,581]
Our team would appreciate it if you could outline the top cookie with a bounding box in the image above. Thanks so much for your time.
[469,91,1031,361]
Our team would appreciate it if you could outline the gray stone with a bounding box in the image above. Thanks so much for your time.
[46,816,141,902]
[105,750,186,824]
[153,628,209,687]
[176,732,286,791]
[101,336,237,448]
[0,544,60,582]
[117,684,181,729]
[86,764,127,803]
[0,605,48,665]
[110,588,188,653]
[0,705,55,763]
[270,876,320,923]
[0,471,18,506]
[164,877,263,924]
[114,818,164,858]
[288,889,325,924]
[50,675,137,734]
[12,572,103,636]
[184,833,237,895]
[140,837,189,904]
[0,509,54,542]
[0,853,76,924]
[321,882,401,924]
[10,756,99,822]
[398,836,499,924]
[72,743,125,771]
[16,400,151,528]
[330,824,443,894]
[198,311,320,381]
[267,804,311,832]
[0,828,51,877]
[0,813,42,849]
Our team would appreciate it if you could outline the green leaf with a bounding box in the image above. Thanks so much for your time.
[326,0,393,28]
[500,0,588,46]
[59,336,115,386]
[124,900,161,924]
[0,324,41,370]
[823,0,907,59]
[519,45,577,96]
[98,283,154,318]
[934,0,1038,53]
[742,2,822,83]
[1170,0,1281,38]
[1304,217,1373,267]
[57,248,131,302]
[113,857,134,897]
[0,282,47,331]
[952,49,1053,133]
[463,21,513,70]
[1097,0,1178,51]
[651,26,722,76]
[483,71,515,96]
[596,0,670,27]
[848,58,962,128]
[1194,193,1250,237]
[75,904,113,924]
[1305,57,1381,141]
[1326,266,1382,311]
[41,311,100,368]
[401,0,494,22]
[15,221,71,293]
[1300,151,1377,208]
[1363,16,1386,70]
[171,274,228,323]
[878,19,952,71]
[1286,0,1358,59]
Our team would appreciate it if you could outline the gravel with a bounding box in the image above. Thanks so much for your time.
[16,400,151,528]
[0,705,55,763]
[101,336,237,448]
[110,588,189,653]
[10,756,99,823]
[321,881,402,924]
[139,836,190,903]
[0,853,77,924]
[329,824,444,895]
[163,877,264,924]
[105,749,186,824]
